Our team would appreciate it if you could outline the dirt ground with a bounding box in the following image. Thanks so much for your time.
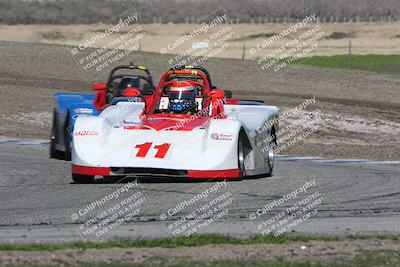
[0,41,399,160]
[1,239,399,266]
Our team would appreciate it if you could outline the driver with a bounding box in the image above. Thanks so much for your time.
[166,80,198,114]
[113,77,140,97]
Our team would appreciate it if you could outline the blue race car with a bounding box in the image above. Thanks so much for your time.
[50,64,155,160]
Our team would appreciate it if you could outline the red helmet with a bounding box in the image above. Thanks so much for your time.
[123,87,142,97]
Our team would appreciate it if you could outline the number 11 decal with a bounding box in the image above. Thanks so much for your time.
[134,142,171,159]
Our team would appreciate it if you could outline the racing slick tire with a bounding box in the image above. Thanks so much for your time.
[238,129,252,178]
[50,110,65,160]
[63,112,71,161]
[266,127,276,177]
[72,174,95,184]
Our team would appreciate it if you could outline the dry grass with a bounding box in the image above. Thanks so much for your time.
[0,23,399,59]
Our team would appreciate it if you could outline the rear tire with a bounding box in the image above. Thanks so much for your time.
[72,174,94,184]
[64,113,71,161]
[49,110,65,160]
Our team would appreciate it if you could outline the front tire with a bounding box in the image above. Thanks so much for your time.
[72,174,94,184]
[238,130,252,178]
[266,128,276,177]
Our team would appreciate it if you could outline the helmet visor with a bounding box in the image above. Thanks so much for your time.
[168,90,195,101]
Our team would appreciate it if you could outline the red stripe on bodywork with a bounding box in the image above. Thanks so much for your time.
[187,169,240,179]
[124,125,151,130]
[72,165,110,176]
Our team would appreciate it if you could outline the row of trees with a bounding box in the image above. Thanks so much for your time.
[1,0,400,24]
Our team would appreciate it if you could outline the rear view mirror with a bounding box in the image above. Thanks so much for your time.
[209,89,225,99]
[92,83,107,91]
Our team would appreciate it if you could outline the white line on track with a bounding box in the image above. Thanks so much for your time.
[277,155,400,165]
[0,137,49,146]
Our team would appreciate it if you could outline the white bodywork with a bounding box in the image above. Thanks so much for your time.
[72,102,279,176]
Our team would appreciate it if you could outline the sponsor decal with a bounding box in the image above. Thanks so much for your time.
[210,133,219,139]
[210,132,233,141]
[74,130,99,136]
[74,108,94,114]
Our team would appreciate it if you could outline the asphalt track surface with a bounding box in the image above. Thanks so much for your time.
[0,142,399,243]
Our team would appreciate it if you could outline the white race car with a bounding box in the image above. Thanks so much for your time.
[71,66,279,183]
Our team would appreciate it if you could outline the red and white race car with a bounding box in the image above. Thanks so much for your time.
[71,66,279,183]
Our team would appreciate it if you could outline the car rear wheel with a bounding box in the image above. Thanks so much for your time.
[49,110,65,159]
[63,112,71,161]
[72,174,95,184]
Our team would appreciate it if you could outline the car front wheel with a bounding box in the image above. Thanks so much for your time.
[72,174,94,184]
